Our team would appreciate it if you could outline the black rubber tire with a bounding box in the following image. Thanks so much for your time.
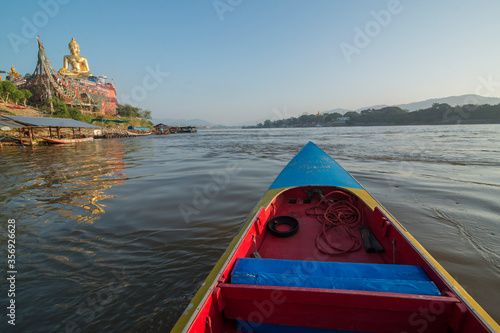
[267,216,299,237]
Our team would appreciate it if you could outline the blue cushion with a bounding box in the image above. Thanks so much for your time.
[230,258,440,296]
[236,321,370,333]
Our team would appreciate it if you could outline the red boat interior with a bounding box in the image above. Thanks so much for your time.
[191,186,485,333]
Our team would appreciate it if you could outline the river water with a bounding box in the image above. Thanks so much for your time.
[1,125,499,332]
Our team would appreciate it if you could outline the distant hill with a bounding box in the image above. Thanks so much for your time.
[324,94,500,114]
[393,95,500,112]
[322,108,353,115]
[355,104,389,112]
[153,117,221,127]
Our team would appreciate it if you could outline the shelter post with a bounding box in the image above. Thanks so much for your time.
[29,127,33,145]
[19,128,24,146]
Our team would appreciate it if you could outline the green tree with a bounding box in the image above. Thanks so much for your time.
[139,109,152,120]
[343,111,360,118]
[298,114,317,125]
[0,81,17,103]
[11,89,24,105]
[116,103,140,118]
[324,112,342,123]
[315,113,325,124]
[20,89,32,107]
[51,98,70,118]
[378,106,408,115]
[117,104,154,120]
[68,108,84,121]
[274,119,284,127]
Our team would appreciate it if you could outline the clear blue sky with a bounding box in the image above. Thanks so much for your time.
[1,0,500,125]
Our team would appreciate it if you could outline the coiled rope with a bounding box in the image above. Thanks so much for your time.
[306,190,362,255]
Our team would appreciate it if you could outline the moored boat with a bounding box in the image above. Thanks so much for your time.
[172,142,499,333]
[127,126,152,136]
[125,130,152,136]
[43,137,94,144]
[13,137,46,145]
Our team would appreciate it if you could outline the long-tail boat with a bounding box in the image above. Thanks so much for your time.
[172,142,499,333]
[42,136,93,144]
[13,137,46,146]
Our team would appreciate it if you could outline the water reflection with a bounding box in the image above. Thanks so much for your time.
[0,140,126,225]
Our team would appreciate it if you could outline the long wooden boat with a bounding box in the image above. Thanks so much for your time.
[43,137,94,144]
[13,137,46,146]
[172,142,499,333]
[126,130,152,136]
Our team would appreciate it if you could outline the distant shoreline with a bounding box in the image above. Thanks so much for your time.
[251,103,500,129]
[243,120,500,129]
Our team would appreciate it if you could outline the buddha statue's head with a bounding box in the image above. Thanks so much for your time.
[68,37,80,56]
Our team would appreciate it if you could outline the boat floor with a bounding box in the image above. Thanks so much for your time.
[257,197,387,264]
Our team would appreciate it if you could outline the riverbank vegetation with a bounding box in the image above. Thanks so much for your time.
[0,80,33,107]
[256,103,500,128]
[41,98,94,123]
[116,104,151,120]
[1,91,154,130]
[116,104,153,128]
[35,100,153,128]
[40,101,153,128]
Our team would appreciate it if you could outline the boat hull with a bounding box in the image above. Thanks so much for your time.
[14,138,46,145]
[172,142,499,333]
[43,137,94,144]
[126,131,152,136]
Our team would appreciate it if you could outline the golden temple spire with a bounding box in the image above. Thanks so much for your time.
[8,64,21,78]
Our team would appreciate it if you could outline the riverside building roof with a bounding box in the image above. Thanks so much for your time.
[4,116,100,128]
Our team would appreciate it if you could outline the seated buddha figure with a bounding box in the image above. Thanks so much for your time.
[58,38,92,77]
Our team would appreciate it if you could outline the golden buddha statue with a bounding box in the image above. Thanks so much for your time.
[8,64,21,78]
[58,38,92,77]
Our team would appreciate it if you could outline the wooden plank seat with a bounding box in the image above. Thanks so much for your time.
[219,258,462,333]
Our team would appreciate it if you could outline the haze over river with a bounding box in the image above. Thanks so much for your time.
[1,125,499,332]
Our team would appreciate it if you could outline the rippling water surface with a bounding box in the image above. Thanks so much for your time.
[1,125,499,332]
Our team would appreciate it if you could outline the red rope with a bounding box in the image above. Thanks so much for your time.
[306,191,362,255]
